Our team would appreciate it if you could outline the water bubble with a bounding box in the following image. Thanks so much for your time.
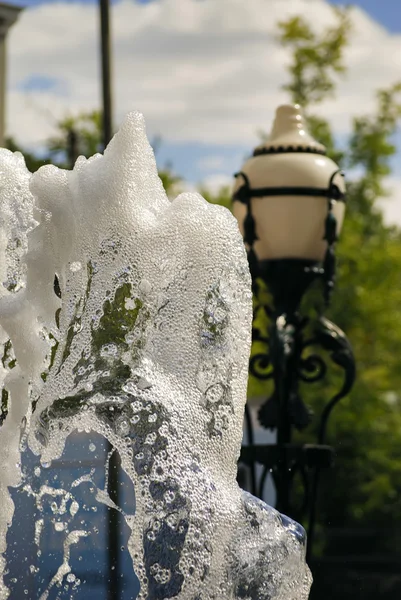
[115,416,130,437]
[70,501,79,517]
[205,383,225,404]
[145,432,156,445]
[137,377,152,390]
[139,279,152,295]
[70,261,82,272]
[124,297,137,310]
[131,400,142,413]
[164,490,175,504]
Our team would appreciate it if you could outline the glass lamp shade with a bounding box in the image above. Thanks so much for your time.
[232,105,346,262]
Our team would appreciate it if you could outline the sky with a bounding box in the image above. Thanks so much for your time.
[4,0,401,224]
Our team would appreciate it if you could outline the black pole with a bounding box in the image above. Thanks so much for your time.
[100,0,113,148]
[67,129,78,169]
[273,332,292,516]
[99,0,118,597]
[107,447,120,600]
[235,164,355,565]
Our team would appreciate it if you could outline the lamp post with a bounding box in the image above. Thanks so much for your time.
[98,0,119,595]
[234,104,356,560]
[99,0,113,149]
[0,2,24,147]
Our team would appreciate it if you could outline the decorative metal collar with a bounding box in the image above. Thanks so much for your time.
[233,170,346,204]
[253,146,326,157]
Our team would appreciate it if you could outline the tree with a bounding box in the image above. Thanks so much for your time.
[5,136,51,172]
[46,110,103,169]
[198,184,232,211]
[262,8,401,598]
[6,110,182,197]
[205,10,401,596]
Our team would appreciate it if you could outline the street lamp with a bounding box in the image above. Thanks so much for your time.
[234,104,356,560]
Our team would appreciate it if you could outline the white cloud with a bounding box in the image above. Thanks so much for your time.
[6,0,401,149]
[196,155,228,171]
[198,173,233,194]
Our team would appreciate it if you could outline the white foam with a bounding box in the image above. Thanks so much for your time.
[0,112,312,599]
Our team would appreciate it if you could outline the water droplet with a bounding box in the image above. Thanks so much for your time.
[70,501,79,516]
[115,416,130,436]
[139,279,152,295]
[70,261,82,272]
[138,377,152,390]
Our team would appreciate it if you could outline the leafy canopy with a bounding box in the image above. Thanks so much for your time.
[266,7,401,546]
[6,110,182,197]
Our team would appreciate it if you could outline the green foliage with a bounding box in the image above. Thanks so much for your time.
[277,7,351,107]
[0,340,16,421]
[48,110,183,196]
[274,6,401,553]
[158,167,183,198]
[7,110,182,197]
[5,136,51,172]
[92,283,142,352]
[198,184,232,211]
[47,110,103,168]
[202,5,401,560]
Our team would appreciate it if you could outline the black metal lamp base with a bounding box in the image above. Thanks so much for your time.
[240,255,355,557]
[258,258,323,317]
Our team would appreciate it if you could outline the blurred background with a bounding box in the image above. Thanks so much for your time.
[2,0,401,599]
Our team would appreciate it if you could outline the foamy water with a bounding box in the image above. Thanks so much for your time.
[0,112,312,599]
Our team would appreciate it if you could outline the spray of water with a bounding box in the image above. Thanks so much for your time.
[0,112,312,599]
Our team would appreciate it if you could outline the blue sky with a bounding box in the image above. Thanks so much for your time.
[6,0,401,205]
[330,0,401,33]
[6,0,401,32]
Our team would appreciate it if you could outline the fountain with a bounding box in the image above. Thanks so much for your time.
[0,112,312,599]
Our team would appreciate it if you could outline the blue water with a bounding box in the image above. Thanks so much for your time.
[5,431,140,599]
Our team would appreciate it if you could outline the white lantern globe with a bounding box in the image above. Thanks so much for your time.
[233,104,346,262]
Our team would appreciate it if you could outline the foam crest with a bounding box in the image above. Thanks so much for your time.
[0,112,312,599]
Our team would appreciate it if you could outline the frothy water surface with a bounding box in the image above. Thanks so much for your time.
[0,112,312,599]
